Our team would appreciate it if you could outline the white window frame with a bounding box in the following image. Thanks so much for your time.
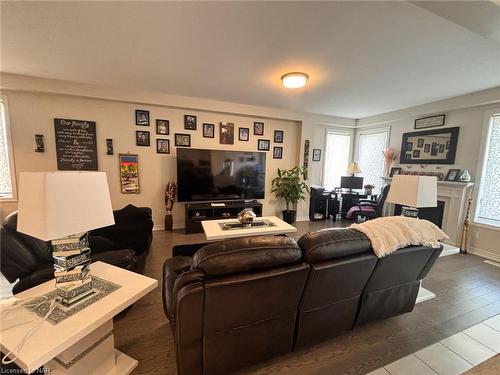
[473,108,500,230]
[0,95,17,202]
[355,126,391,189]
[322,129,354,188]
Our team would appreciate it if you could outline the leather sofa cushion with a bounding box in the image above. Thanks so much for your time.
[298,228,372,262]
[193,236,302,278]
[91,249,137,269]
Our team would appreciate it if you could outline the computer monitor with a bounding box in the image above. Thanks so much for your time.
[340,176,363,190]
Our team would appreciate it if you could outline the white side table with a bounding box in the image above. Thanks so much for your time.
[0,261,157,374]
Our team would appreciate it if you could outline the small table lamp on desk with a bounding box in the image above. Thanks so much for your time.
[17,171,115,306]
[386,175,437,218]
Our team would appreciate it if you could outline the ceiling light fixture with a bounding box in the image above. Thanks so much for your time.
[281,72,309,89]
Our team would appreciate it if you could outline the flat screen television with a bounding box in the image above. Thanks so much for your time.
[340,176,363,190]
[177,148,266,202]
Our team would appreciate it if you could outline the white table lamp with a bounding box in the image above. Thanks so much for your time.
[386,175,437,217]
[17,171,115,305]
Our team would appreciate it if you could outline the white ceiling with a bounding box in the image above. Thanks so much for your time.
[1,1,500,119]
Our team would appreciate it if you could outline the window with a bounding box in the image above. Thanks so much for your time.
[323,131,351,190]
[356,127,390,193]
[0,98,15,199]
[476,114,500,227]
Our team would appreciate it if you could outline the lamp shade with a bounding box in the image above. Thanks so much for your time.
[386,175,437,208]
[346,162,362,175]
[17,172,115,240]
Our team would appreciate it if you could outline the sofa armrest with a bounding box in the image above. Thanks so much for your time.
[162,256,193,320]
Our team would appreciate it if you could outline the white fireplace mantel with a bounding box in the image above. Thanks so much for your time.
[381,177,474,247]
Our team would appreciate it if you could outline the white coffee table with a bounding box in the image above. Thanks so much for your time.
[201,215,297,241]
[0,261,157,374]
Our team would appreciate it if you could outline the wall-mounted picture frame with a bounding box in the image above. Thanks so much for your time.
[135,110,149,126]
[444,168,461,181]
[274,130,284,143]
[136,130,150,146]
[239,127,249,141]
[203,123,215,138]
[312,149,321,161]
[156,139,170,154]
[400,127,459,164]
[156,119,169,135]
[184,115,197,130]
[106,139,113,155]
[220,122,234,144]
[119,153,140,194]
[35,134,45,153]
[254,122,264,136]
[257,139,270,151]
[303,139,310,178]
[414,114,445,129]
[175,133,191,147]
[389,167,402,177]
[273,146,283,159]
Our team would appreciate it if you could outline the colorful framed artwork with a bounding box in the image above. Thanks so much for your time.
[257,139,270,151]
[136,131,150,146]
[156,119,169,135]
[274,130,284,143]
[220,122,234,144]
[203,123,215,138]
[273,146,283,159]
[184,115,197,130]
[156,139,170,154]
[135,110,149,126]
[175,133,191,147]
[254,122,264,136]
[119,153,140,194]
[239,127,249,141]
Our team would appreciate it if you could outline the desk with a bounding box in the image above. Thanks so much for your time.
[0,262,157,374]
[328,191,378,220]
[201,216,297,241]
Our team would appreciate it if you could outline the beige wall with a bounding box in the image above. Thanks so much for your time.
[1,90,305,229]
[357,87,500,261]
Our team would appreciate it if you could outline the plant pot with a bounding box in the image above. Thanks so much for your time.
[282,210,297,224]
[165,214,173,231]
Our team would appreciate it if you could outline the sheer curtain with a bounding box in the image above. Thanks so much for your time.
[356,128,389,194]
[323,132,351,190]
[0,101,13,198]
[476,115,500,227]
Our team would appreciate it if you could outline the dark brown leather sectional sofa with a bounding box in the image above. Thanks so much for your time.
[163,228,442,375]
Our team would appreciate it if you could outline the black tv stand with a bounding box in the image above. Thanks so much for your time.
[184,200,263,234]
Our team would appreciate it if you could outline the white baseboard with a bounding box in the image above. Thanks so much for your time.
[468,246,500,263]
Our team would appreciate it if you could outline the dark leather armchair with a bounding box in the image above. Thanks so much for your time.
[347,184,390,220]
[163,236,309,375]
[1,204,153,294]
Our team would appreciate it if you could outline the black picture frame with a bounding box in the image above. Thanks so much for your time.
[389,167,402,177]
[184,115,197,130]
[135,110,150,126]
[156,139,170,154]
[400,127,459,164]
[220,123,234,145]
[239,127,249,141]
[203,123,215,138]
[254,122,264,135]
[175,133,191,147]
[312,149,321,161]
[35,134,45,153]
[156,119,169,135]
[257,139,270,151]
[444,168,461,181]
[273,146,283,159]
[106,138,113,155]
[136,130,150,146]
[414,114,446,129]
[274,130,284,143]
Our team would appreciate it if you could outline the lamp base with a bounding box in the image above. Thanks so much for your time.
[401,206,419,218]
[52,232,93,306]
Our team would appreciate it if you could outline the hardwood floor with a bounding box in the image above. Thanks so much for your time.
[113,220,500,375]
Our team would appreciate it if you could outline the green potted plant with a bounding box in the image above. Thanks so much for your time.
[271,166,309,224]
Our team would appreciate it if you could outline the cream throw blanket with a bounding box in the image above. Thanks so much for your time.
[351,216,449,258]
